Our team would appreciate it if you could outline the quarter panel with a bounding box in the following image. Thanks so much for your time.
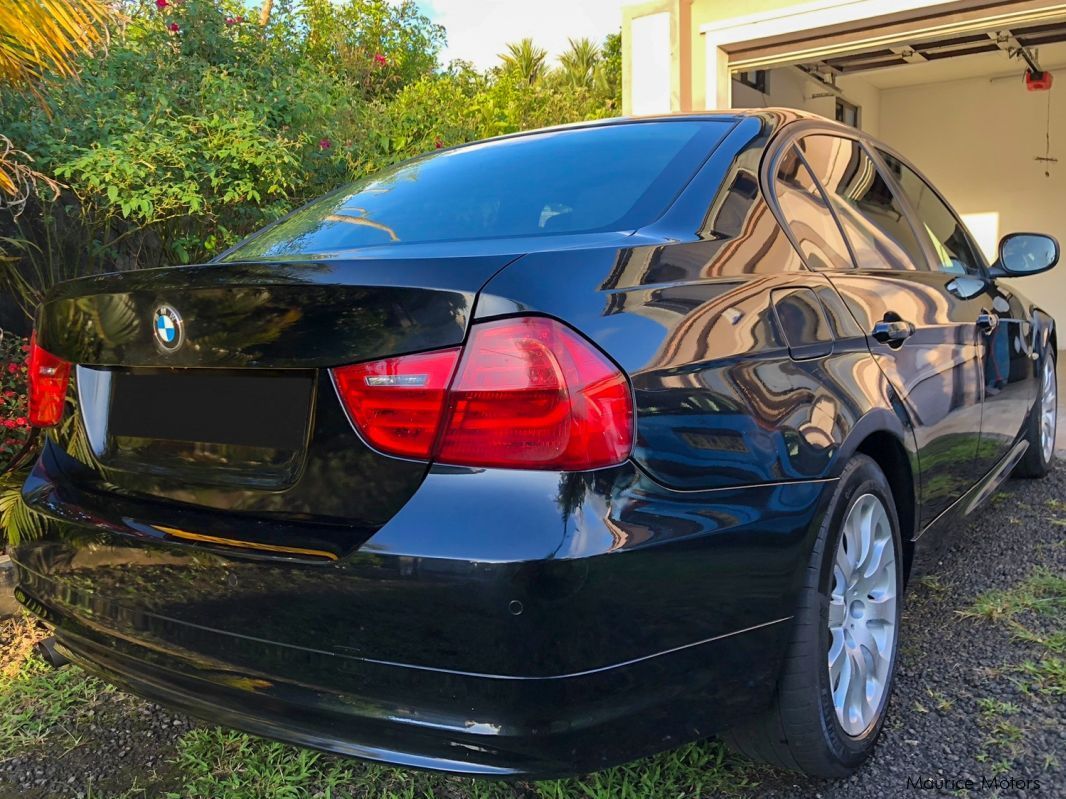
[479,218,899,491]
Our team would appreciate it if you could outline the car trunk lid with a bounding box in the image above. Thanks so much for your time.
[34,256,517,541]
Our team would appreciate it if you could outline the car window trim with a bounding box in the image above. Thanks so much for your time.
[871,143,992,280]
[761,121,941,275]
[766,141,860,272]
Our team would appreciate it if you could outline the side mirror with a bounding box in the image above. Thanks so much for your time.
[990,233,1060,277]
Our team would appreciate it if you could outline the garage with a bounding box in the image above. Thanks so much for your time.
[622,0,1066,326]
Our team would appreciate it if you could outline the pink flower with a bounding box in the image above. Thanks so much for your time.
[15,417,26,427]
[236,15,244,23]
[319,138,332,150]
[225,17,236,26]
[156,0,168,8]
[3,420,15,430]
[168,22,180,32]
[6,363,16,374]
[373,53,388,66]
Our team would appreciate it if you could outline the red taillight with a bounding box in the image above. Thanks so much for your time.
[332,347,461,459]
[27,332,72,427]
[438,317,633,469]
[331,317,634,470]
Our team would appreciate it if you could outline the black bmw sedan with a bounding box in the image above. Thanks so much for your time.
[13,110,1059,779]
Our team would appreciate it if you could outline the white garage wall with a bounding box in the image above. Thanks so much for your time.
[732,68,880,135]
[878,75,1066,326]
[837,74,881,136]
[732,67,810,110]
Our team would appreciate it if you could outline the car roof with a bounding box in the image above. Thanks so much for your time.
[462,108,852,150]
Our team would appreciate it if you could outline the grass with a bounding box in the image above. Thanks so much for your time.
[153,727,765,799]
[916,574,949,595]
[975,699,1026,762]
[961,568,1065,703]
[1012,656,1066,697]
[925,688,954,713]
[169,728,361,799]
[958,568,1066,627]
[0,615,114,757]
[963,567,1065,769]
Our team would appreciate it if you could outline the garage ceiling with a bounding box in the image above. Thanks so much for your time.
[841,40,1066,89]
[798,19,1066,82]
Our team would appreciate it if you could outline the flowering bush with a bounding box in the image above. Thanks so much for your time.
[0,332,31,469]
[0,0,621,323]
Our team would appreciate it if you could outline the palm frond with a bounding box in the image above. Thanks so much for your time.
[0,468,42,549]
[499,38,548,85]
[0,0,114,91]
[559,37,600,88]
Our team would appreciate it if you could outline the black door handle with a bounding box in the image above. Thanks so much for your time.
[872,319,915,346]
[977,310,999,334]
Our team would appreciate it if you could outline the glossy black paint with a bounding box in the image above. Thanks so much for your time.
[13,110,1055,777]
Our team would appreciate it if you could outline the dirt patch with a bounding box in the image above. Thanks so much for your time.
[0,614,46,678]
[0,558,19,620]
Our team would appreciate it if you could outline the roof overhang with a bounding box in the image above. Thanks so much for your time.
[701,0,1066,71]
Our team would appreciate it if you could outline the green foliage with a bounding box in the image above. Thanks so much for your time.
[298,0,446,97]
[0,645,114,756]
[0,0,621,325]
[53,111,303,261]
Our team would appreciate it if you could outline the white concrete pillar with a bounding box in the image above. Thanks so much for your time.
[704,39,732,110]
[630,12,673,115]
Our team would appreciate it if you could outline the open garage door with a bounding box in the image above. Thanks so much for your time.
[713,2,1066,330]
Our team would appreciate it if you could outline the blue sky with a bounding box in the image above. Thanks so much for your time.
[409,0,623,70]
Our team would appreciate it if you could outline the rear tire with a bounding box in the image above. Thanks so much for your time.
[723,454,903,777]
[1014,351,1056,479]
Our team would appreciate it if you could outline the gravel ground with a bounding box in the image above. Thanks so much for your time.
[0,468,1063,799]
[760,468,1066,799]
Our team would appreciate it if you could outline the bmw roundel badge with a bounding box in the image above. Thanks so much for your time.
[153,304,184,352]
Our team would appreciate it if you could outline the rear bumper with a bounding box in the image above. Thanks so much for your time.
[18,577,787,776]
[12,442,833,776]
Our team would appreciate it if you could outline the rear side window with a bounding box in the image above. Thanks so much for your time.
[878,151,984,275]
[223,121,733,259]
[798,135,928,271]
[772,145,854,271]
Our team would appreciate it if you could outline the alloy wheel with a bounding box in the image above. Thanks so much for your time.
[1040,356,1057,465]
[827,493,898,737]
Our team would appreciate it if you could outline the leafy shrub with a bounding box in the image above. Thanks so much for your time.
[54,111,304,262]
[0,0,621,326]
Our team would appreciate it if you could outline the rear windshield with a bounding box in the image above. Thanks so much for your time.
[223,120,732,259]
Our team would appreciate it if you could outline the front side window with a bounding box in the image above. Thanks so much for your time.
[878,151,984,276]
[797,135,928,272]
[223,121,732,260]
[772,145,853,271]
